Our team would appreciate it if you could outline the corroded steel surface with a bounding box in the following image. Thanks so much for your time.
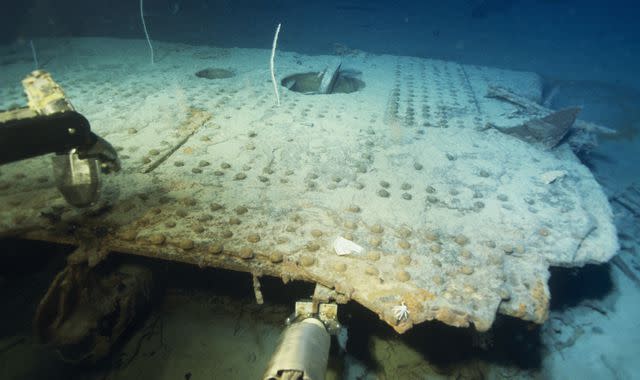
[0,39,617,333]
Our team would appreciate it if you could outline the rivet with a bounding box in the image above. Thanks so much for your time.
[367,250,381,261]
[344,221,357,230]
[370,224,384,233]
[460,266,474,275]
[454,234,469,246]
[395,270,411,282]
[208,243,223,255]
[269,251,284,263]
[501,244,514,254]
[346,205,361,212]
[197,214,212,222]
[398,240,411,249]
[300,255,315,267]
[119,229,138,241]
[148,233,165,245]
[424,231,439,241]
[178,239,194,250]
[397,254,412,265]
[397,227,411,238]
[238,247,254,259]
[365,266,379,276]
[334,262,347,272]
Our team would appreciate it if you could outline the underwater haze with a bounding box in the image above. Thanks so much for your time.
[3,0,640,88]
[1,0,640,379]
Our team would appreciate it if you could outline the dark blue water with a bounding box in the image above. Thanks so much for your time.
[2,1,639,87]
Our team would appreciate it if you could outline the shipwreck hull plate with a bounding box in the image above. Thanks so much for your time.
[0,38,618,333]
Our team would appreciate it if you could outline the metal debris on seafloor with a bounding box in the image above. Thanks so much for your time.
[490,107,581,149]
[486,85,616,153]
[612,183,640,218]
[34,248,155,364]
[0,42,619,333]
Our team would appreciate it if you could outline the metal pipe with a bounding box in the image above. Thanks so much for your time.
[263,318,331,380]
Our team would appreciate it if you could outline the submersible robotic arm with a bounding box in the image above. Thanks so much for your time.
[263,300,342,380]
[0,70,120,207]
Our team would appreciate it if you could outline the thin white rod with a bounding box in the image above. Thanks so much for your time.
[140,0,154,64]
[29,40,38,70]
[270,23,282,106]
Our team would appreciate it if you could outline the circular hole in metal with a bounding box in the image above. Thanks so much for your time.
[281,71,365,94]
[195,68,235,79]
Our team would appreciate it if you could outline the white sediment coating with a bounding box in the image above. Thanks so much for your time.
[0,37,618,332]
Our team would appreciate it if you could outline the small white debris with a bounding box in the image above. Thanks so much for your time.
[540,170,567,184]
[333,236,363,256]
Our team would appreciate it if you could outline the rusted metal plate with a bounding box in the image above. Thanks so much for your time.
[0,38,617,333]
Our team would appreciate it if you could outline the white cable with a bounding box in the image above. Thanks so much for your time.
[29,40,38,70]
[140,0,154,64]
[270,23,281,106]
